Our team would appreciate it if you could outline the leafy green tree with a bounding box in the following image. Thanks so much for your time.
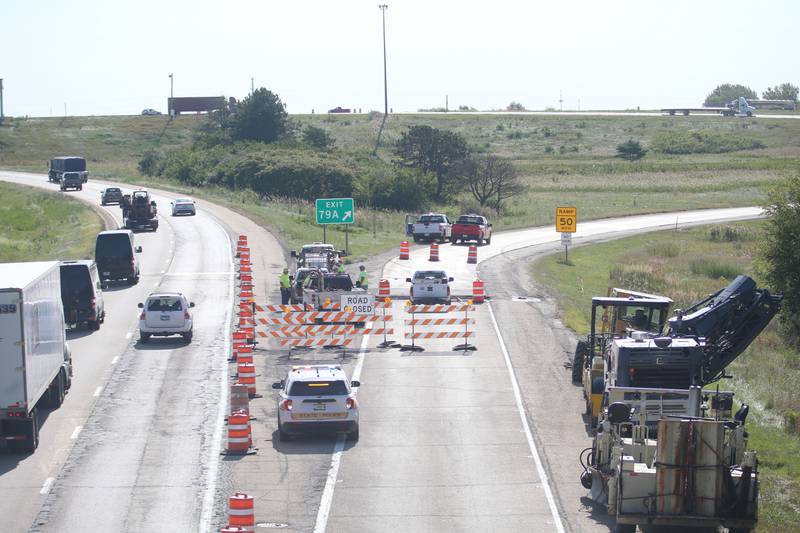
[302,125,335,150]
[757,175,800,346]
[229,88,288,143]
[507,101,526,111]
[616,139,647,161]
[762,83,799,103]
[393,125,470,201]
[704,84,757,107]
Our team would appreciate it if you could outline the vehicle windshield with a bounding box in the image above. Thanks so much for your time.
[289,380,348,396]
[414,271,446,280]
[419,215,445,223]
[95,235,132,259]
[174,198,192,204]
[64,172,80,179]
[323,275,354,291]
[105,188,120,193]
[457,216,483,224]
[146,297,183,312]
[303,245,334,254]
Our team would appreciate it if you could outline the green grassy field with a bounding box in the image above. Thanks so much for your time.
[0,181,102,262]
[532,221,800,532]
[2,113,799,257]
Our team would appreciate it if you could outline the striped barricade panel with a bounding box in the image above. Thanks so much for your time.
[405,304,475,314]
[264,304,312,313]
[404,331,474,339]
[404,318,475,326]
[279,338,354,347]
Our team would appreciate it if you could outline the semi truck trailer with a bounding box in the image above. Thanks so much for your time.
[0,262,73,452]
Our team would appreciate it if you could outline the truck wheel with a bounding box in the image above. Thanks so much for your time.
[87,319,100,331]
[47,372,66,408]
[477,237,484,245]
[572,340,589,383]
[182,331,193,343]
[131,275,140,285]
[140,332,150,343]
[348,426,360,442]
[486,235,491,245]
[78,185,83,191]
[278,420,292,442]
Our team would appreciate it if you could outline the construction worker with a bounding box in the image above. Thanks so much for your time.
[336,262,345,274]
[356,265,368,290]
[279,268,292,304]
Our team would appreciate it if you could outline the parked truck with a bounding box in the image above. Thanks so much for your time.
[0,262,73,452]
[120,190,159,231]
[411,213,452,243]
[451,214,492,245]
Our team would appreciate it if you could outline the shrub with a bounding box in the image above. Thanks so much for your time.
[302,125,335,150]
[708,225,755,242]
[690,258,741,279]
[609,264,665,293]
[651,130,765,154]
[647,242,681,258]
[785,410,799,435]
[355,167,434,211]
[138,149,166,176]
[616,139,647,161]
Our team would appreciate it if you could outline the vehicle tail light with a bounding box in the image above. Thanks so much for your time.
[184,310,191,320]
[281,399,293,411]
[130,259,136,271]
[139,311,146,320]
[346,397,357,410]
[90,298,96,310]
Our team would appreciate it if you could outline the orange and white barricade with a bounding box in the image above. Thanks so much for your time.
[429,242,439,261]
[401,302,476,352]
[226,411,252,454]
[399,241,410,260]
[237,363,257,396]
[378,279,390,298]
[230,383,250,416]
[472,279,486,304]
[227,492,255,531]
[467,245,478,264]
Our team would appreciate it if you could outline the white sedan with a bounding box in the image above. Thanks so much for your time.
[170,198,196,216]
[406,270,453,304]
[138,292,194,343]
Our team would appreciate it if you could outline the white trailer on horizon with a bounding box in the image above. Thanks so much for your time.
[0,262,73,452]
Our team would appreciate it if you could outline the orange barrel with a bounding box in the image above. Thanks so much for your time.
[399,241,410,260]
[238,303,253,316]
[238,256,251,266]
[238,363,257,396]
[226,412,252,454]
[237,235,248,244]
[378,279,390,298]
[238,265,252,276]
[230,383,250,416]
[228,492,255,531]
[241,325,255,344]
[239,273,253,283]
[235,346,254,364]
[472,279,485,304]
[240,280,254,290]
[232,330,248,343]
[467,245,478,264]
[237,316,253,328]
[239,290,254,303]
[429,242,439,262]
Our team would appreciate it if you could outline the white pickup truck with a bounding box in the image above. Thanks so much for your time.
[406,270,454,304]
[411,213,452,243]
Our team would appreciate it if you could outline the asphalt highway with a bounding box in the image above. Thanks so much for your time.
[0,170,765,532]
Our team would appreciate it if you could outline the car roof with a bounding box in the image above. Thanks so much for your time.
[60,260,94,267]
[146,292,185,299]
[98,229,134,236]
[173,198,192,202]
[288,365,347,382]
[413,270,447,276]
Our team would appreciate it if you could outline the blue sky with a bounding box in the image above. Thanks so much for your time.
[2,0,797,116]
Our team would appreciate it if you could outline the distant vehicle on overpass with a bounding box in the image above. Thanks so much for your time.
[662,96,756,117]
[328,106,351,113]
[168,96,234,116]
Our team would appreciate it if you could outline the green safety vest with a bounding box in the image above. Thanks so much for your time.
[358,271,368,289]
[279,273,291,289]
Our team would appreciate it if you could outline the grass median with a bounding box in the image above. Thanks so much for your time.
[0,181,103,262]
[532,220,800,532]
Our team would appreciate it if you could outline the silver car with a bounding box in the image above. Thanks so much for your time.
[170,198,196,216]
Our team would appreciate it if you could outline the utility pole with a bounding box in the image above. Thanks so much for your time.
[374,4,389,154]
[169,73,174,117]
[251,77,254,93]
[445,94,448,112]
[559,90,563,112]
[0,78,4,125]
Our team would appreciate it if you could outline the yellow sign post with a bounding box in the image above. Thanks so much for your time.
[556,206,577,233]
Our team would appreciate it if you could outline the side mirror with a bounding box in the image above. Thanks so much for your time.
[448,277,454,282]
[351,380,360,388]
[137,303,144,308]
[405,278,412,283]
[150,201,157,207]
[136,246,142,253]
[488,223,492,227]
[189,302,195,308]
[271,382,283,390]
[290,250,297,258]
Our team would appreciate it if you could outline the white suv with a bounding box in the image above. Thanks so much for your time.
[272,365,360,442]
[407,270,454,304]
[138,292,194,343]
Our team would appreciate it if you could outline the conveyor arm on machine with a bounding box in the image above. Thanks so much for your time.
[667,275,783,383]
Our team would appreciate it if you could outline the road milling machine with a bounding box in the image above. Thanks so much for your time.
[575,275,782,532]
[120,190,159,231]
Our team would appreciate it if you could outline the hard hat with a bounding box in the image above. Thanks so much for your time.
[360,265,365,270]
[283,268,289,273]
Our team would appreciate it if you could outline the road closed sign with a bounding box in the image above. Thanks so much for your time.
[341,294,374,314]
[556,206,577,233]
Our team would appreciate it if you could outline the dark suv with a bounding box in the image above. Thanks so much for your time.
[100,187,124,205]
[95,230,142,286]
[60,172,83,191]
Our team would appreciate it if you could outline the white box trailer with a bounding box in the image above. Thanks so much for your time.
[0,261,72,452]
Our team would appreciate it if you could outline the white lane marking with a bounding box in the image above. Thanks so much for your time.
[313,332,371,533]
[93,386,103,397]
[488,303,565,533]
[40,477,55,495]
[160,271,166,274]
[70,426,83,440]
[199,219,234,533]
[111,355,120,365]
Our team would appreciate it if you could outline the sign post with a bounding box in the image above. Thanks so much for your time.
[316,198,355,254]
[556,206,577,264]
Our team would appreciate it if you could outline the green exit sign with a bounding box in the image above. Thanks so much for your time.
[315,197,355,225]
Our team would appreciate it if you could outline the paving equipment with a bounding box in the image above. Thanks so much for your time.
[0,262,73,452]
[120,190,159,231]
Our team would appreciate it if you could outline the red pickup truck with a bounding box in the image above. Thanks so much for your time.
[451,214,492,245]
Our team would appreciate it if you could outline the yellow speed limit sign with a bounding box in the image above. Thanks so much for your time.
[556,206,577,233]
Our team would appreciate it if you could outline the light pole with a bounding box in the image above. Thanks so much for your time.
[0,78,4,125]
[169,73,174,117]
[251,77,254,94]
[374,4,389,153]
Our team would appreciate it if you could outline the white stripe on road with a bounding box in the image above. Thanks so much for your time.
[111,355,120,365]
[198,221,234,533]
[70,426,83,440]
[488,302,565,533]
[40,477,55,495]
[93,386,103,397]
[313,332,371,533]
